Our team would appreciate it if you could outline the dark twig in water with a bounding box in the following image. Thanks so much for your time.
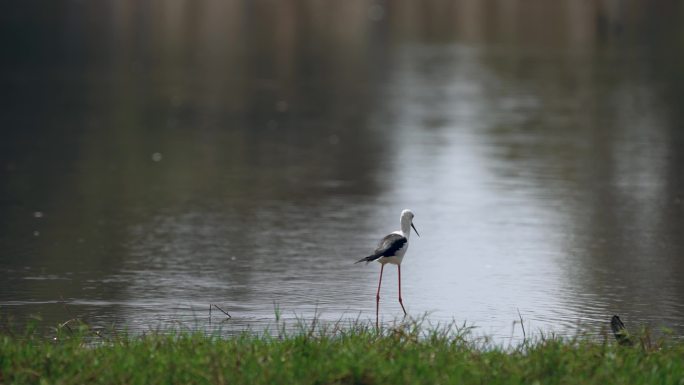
[611,315,633,346]
[517,308,526,343]
[59,296,78,320]
[308,303,320,338]
[209,304,232,319]
[57,296,103,338]
[58,318,77,334]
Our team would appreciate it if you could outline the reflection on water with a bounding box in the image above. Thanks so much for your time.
[1,0,684,341]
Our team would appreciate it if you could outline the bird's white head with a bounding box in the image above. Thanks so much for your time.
[400,209,420,238]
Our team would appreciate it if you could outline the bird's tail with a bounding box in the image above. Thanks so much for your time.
[355,254,381,264]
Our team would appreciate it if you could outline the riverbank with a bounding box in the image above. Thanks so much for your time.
[1,320,683,384]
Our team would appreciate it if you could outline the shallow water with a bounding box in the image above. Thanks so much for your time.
[2,1,684,342]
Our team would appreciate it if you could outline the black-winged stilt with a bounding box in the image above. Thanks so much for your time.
[355,209,419,328]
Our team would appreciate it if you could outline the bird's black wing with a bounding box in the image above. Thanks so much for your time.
[355,233,407,264]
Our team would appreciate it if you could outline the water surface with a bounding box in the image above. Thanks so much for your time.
[1,1,684,342]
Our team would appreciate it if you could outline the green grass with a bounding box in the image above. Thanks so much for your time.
[1,319,684,385]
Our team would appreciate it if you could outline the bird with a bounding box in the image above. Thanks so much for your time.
[355,209,419,328]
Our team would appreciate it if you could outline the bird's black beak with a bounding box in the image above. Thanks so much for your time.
[411,222,420,237]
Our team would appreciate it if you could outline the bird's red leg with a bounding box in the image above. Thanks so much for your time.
[398,265,407,316]
[376,264,384,329]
